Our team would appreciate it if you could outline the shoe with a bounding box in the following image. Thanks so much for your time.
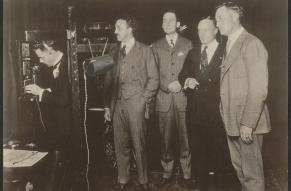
[137,183,150,191]
[179,178,195,189]
[155,177,171,188]
[114,182,130,191]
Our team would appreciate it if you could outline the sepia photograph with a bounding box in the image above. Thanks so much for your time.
[3,0,288,190]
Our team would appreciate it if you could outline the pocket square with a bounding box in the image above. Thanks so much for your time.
[177,52,185,56]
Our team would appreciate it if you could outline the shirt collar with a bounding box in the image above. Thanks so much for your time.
[166,32,178,45]
[228,27,244,43]
[121,37,135,51]
[201,39,218,51]
[52,52,63,69]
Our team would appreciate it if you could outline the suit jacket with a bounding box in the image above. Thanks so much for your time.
[38,55,72,149]
[152,35,192,112]
[220,29,271,136]
[103,41,159,117]
[178,42,224,114]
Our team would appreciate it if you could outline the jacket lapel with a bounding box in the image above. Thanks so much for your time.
[124,41,141,63]
[173,35,183,52]
[221,30,248,79]
[161,37,172,52]
[208,44,223,67]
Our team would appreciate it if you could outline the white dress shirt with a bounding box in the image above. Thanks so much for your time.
[201,39,219,65]
[121,37,135,55]
[226,27,244,54]
[166,32,178,47]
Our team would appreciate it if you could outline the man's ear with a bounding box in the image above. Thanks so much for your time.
[42,43,49,49]
[231,11,240,22]
[214,27,218,35]
[128,27,133,36]
[176,21,181,28]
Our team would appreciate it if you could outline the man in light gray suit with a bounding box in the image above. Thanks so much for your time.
[103,15,159,191]
[152,10,193,189]
[215,2,271,191]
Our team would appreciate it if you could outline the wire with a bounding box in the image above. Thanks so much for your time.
[82,60,90,191]
[81,38,109,191]
[101,38,109,56]
[87,39,94,58]
[35,97,47,132]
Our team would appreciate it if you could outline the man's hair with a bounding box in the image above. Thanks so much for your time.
[118,14,138,34]
[215,1,244,18]
[199,16,217,28]
[32,40,61,51]
[163,9,180,22]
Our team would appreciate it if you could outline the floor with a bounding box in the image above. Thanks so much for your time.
[88,168,288,191]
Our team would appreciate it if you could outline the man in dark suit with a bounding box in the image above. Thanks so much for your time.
[25,40,72,190]
[179,17,232,190]
[215,2,271,191]
[151,10,193,189]
[103,15,159,191]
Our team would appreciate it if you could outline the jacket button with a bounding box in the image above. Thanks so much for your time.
[171,63,174,65]
[208,78,212,82]
[171,73,175,76]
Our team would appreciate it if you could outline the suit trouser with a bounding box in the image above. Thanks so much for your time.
[227,134,264,191]
[189,111,231,177]
[113,94,148,184]
[157,101,191,179]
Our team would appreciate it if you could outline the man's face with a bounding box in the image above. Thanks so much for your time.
[162,12,180,35]
[114,19,132,42]
[35,48,53,66]
[198,19,218,45]
[215,6,236,36]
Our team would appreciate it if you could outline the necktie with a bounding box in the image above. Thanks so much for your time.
[200,46,208,71]
[121,45,126,58]
[170,39,175,48]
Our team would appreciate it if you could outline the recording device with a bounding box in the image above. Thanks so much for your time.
[85,54,114,77]
[83,37,114,77]
[80,22,114,43]
[17,41,39,100]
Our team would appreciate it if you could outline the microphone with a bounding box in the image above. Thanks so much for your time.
[85,54,114,76]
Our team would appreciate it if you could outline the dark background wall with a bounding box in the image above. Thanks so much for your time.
[3,0,287,170]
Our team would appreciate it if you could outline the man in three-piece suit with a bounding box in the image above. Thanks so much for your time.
[178,17,232,190]
[151,10,193,189]
[103,15,159,191]
[215,2,271,191]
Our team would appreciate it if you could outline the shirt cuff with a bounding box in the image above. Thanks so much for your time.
[39,88,51,102]
[39,89,45,102]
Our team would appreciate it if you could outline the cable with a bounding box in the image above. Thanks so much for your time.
[35,97,47,132]
[101,38,109,56]
[81,38,109,191]
[87,39,94,58]
[82,60,90,191]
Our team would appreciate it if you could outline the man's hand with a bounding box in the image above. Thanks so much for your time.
[104,108,111,122]
[184,78,199,89]
[168,81,182,93]
[25,84,43,96]
[240,125,253,144]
